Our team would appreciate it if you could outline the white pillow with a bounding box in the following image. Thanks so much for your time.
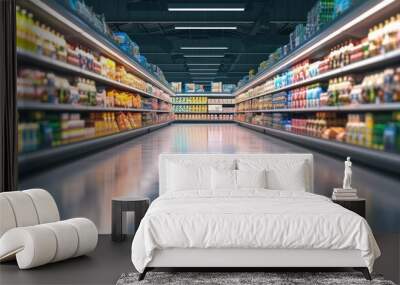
[266,162,306,191]
[167,162,211,191]
[237,158,308,191]
[211,168,237,191]
[166,159,237,192]
[236,169,267,189]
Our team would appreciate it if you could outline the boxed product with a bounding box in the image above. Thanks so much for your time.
[211,82,223,93]
[171,82,182,93]
[184,83,196,93]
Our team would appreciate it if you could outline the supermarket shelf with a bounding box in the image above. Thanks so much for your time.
[208,112,236,114]
[17,101,171,113]
[18,121,172,176]
[18,50,172,104]
[236,121,400,175]
[21,0,174,96]
[174,93,234,98]
[174,120,235,123]
[234,0,400,96]
[173,112,209,114]
[235,103,400,113]
[236,49,400,104]
[172,103,235,106]
[172,103,208,105]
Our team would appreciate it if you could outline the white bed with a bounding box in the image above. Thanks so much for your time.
[131,154,380,280]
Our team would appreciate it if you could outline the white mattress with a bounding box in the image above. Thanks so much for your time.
[131,190,380,273]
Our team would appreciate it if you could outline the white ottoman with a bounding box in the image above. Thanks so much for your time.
[0,189,98,269]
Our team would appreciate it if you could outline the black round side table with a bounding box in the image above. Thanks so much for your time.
[111,196,150,242]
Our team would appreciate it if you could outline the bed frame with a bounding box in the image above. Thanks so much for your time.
[139,248,370,280]
[138,154,371,281]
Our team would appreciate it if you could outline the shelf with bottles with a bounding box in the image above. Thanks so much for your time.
[16,1,173,101]
[18,111,173,155]
[208,105,235,114]
[234,5,400,97]
[174,93,234,98]
[18,118,173,176]
[236,103,400,114]
[16,68,172,114]
[17,101,172,113]
[174,114,234,121]
[235,67,400,114]
[208,98,235,105]
[236,49,400,104]
[236,118,400,176]
[236,111,400,154]
[17,50,172,103]
[172,96,208,105]
[237,0,359,90]
[173,105,208,113]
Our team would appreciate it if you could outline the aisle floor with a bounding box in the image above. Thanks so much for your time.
[4,123,399,284]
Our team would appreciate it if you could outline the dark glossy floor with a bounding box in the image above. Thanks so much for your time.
[8,123,400,283]
[0,235,132,285]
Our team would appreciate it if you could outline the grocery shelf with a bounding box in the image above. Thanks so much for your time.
[18,121,172,176]
[20,0,174,96]
[236,121,400,175]
[17,101,171,113]
[234,0,400,96]
[172,103,208,105]
[235,49,400,104]
[174,93,234,98]
[235,103,400,113]
[18,50,172,104]
[174,120,235,123]
[172,103,234,106]
[173,112,209,114]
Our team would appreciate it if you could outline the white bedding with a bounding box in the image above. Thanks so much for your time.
[131,190,380,273]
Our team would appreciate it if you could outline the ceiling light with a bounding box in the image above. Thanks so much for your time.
[184,55,224,58]
[180,47,228,50]
[169,8,244,12]
[192,77,215,81]
[186,63,220,66]
[175,26,237,30]
[190,73,217,75]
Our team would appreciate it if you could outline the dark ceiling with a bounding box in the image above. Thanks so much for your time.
[86,0,316,85]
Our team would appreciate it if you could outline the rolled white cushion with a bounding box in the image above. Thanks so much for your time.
[64,218,98,257]
[23,189,60,223]
[0,192,39,227]
[0,226,57,269]
[0,219,97,269]
[42,221,79,262]
[0,196,17,237]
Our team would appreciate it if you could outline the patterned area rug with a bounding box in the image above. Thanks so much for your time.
[116,271,395,285]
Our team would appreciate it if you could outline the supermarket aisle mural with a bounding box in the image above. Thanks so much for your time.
[20,124,400,234]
